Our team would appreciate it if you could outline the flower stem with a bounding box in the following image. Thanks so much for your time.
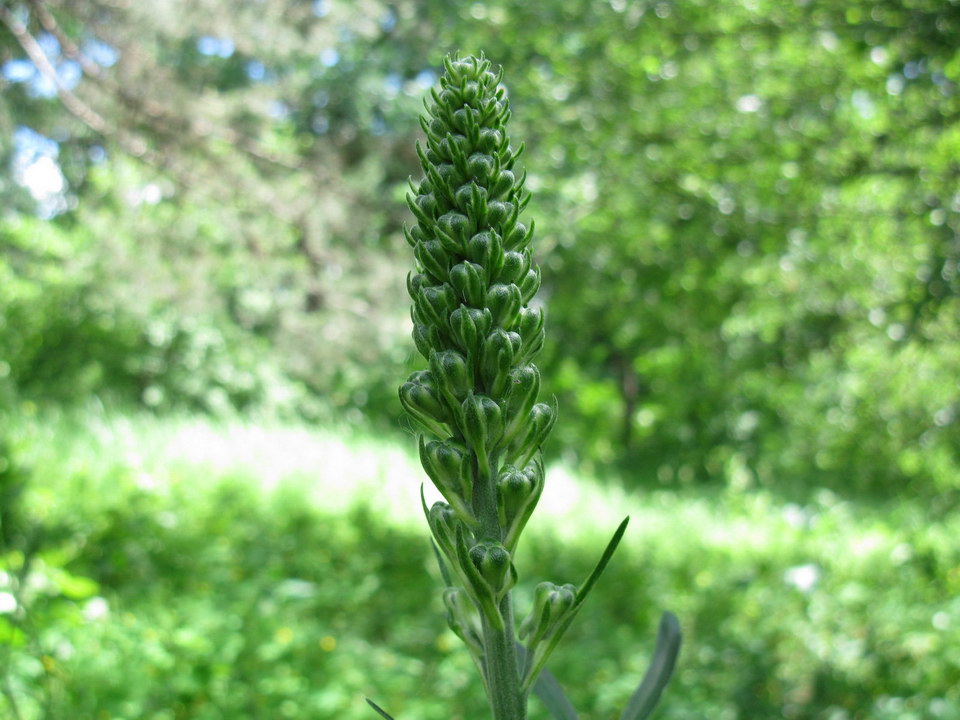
[481,595,526,720]
[475,454,526,720]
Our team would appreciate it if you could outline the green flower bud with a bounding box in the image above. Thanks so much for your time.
[452,107,476,133]
[497,465,534,524]
[517,305,545,363]
[407,192,434,228]
[467,541,516,598]
[476,127,503,153]
[461,81,481,103]
[504,221,532,252]
[412,322,444,360]
[419,438,474,519]
[519,325,545,366]
[519,266,542,304]
[417,284,457,331]
[466,231,505,278]
[481,328,518,398]
[485,283,522,329]
[415,240,450,282]
[490,169,515,199]
[518,581,577,643]
[420,438,465,489]
[461,393,504,466]
[427,501,459,558]
[399,370,448,435]
[507,400,557,469]
[517,306,543,338]
[497,249,531,284]
[436,162,459,185]
[406,271,430,299]
[436,211,472,254]
[497,459,544,550]
[466,152,495,182]
[416,192,439,219]
[449,261,487,307]
[455,181,487,210]
[501,364,541,448]
[441,133,470,158]
[402,224,419,249]
[429,350,472,403]
[450,305,492,357]
[486,201,517,230]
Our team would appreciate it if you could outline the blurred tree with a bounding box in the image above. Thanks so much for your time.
[409,0,960,496]
[1,0,957,496]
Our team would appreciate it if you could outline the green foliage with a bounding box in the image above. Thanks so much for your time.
[0,201,301,413]
[2,409,958,718]
[2,0,958,498]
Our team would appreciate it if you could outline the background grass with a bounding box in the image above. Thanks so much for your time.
[2,405,957,719]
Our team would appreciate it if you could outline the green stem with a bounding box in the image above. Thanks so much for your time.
[481,595,526,720]
[475,453,526,720]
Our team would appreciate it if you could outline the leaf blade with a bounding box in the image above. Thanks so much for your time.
[516,644,579,720]
[365,698,396,720]
[619,611,682,720]
[574,516,629,611]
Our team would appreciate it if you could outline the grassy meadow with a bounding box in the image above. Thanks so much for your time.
[2,405,957,720]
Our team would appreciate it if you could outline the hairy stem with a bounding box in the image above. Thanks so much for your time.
[481,596,525,720]
[476,454,525,720]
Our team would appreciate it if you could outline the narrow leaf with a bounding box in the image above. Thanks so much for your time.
[431,538,455,587]
[366,698,396,720]
[517,644,579,720]
[574,517,629,610]
[619,612,682,720]
[521,518,631,692]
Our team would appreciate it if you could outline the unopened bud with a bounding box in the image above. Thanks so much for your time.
[467,231,505,278]
[420,437,470,502]
[481,328,519,398]
[427,501,459,557]
[518,266,542,304]
[505,221,531,252]
[455,181,486,209]
[406,271,430,299]
[466,152,495,182]
[436,211,472,254]
[490,169,515,199]
[485,283,522,329]
[450,305,483,360]
[476,127,503,153]
[417,284,457,331]
[519,581,577,642]
[461,393,504,463]
[412,322,443,360]
[508,401,557,468]
[415,240,450,282]
[501,364,541,448]
[497,465,534,522]
[399,370,448,432]
[449,261,487,307]
[486,201,515,229]
[429,350,471,403]
[468,541,516,597]
[497,250,530,285]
